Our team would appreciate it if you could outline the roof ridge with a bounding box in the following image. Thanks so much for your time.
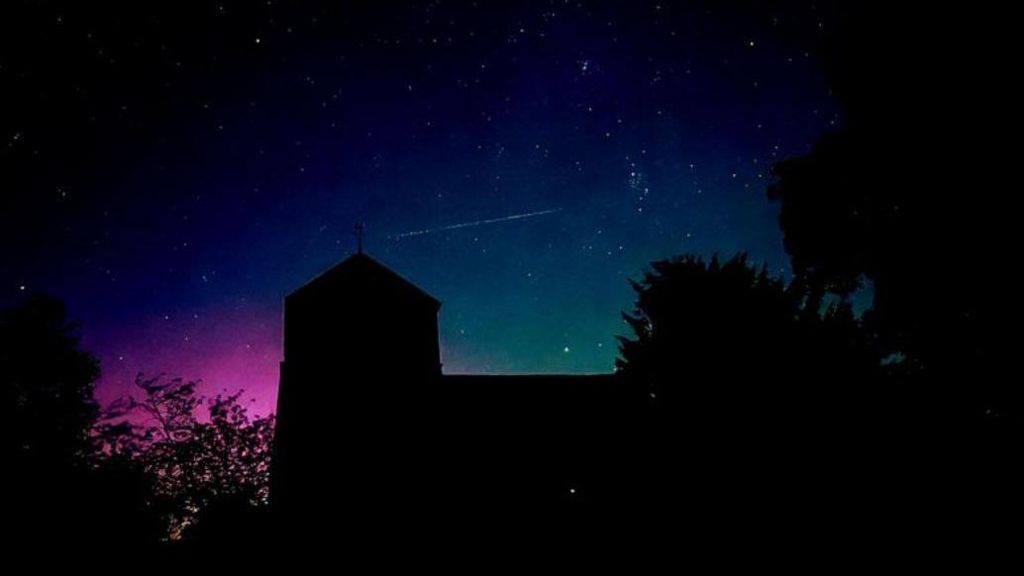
[288,252,440,306]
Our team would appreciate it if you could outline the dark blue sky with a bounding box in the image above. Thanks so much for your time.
[2,1,839,413]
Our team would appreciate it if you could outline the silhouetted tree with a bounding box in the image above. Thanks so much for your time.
[94,374,275,543]
[615,253,878,521]
[1,294,274,555]
[2,294,104,550]
[767,4,1018,426]
[618,253,797,405]
[2,294,99,468]
[618,253,874,403]
[1,294,167,554]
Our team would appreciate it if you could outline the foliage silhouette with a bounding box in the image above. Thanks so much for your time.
[2,293,99,467]
[614,253,880,525]
[616,252,874,406]
[758,7,1023,543]
[95,373,275,542]
[2,294,164,554]
[768,4,1018,427]
[1,295,272,557]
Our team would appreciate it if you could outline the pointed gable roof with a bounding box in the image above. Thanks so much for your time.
[288,252,440,310]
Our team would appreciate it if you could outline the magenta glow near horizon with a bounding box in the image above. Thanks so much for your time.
[87,304,284,416]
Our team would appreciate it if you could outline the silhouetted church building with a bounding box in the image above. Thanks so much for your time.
[271,247,638,535]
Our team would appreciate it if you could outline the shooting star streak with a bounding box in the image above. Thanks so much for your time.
[391,207,562,240]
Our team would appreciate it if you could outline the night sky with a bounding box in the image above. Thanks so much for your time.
[3,1,839,414]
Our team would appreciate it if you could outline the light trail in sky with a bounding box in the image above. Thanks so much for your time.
[390,208,562,240]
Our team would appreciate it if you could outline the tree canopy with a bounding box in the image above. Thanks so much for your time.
[95,374,275,542]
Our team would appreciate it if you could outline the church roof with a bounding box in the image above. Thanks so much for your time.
[288,252,440,309]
